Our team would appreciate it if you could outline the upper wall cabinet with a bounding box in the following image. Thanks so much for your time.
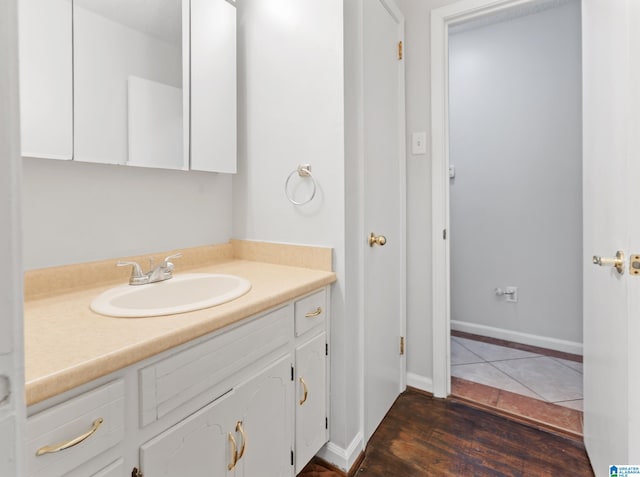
[191,0,237,173]
[18,0,73,160]
[18,0,237,173]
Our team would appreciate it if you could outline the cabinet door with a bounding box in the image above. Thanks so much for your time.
[140,390,237,477]
[90,458,124,477]
[18,0,72,159]
[190,0,237,173]
[295,333,328,473]
[235,355,293,477]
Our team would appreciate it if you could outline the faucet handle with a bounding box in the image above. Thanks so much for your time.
[117,261,145,279]
[164,252,182,263]
[163,253,182,269]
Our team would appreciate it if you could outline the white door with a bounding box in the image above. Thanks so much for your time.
[0,0,25,473]
[363,0,406,441]
[582,0,640,472]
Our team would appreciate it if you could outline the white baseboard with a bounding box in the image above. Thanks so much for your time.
[316,431,364,472]
[407,372,433,393]
[451,320,583,356]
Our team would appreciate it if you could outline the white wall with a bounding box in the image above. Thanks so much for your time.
[233,0,356,466]
[449,1,582,348]
[22,158,232,269]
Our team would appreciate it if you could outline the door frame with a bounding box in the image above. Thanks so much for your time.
[0,0,26,473]
[360,0,407,437]
[430,0,550,398]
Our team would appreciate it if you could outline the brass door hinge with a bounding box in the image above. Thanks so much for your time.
[398,41,403,60]
[400,336,405,355]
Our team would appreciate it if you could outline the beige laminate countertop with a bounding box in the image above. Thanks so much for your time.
[24,258,335,406]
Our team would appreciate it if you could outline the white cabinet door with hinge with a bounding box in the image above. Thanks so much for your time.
[294,332,327,474]
[140,354,293,477]
[234,355,293,477]
[18,0,72,160]
[140,389,238,477]
[190,0,237,173]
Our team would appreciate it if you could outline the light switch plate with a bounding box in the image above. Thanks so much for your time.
[412,132,426,155]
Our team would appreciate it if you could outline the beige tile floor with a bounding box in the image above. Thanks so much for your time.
[451,336,584,411]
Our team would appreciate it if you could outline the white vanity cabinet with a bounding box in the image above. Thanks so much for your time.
[26,287,330,476]
[293,290,329,473]
[140,388,238,477]
[140,355,293,477]
[90,459,126,477]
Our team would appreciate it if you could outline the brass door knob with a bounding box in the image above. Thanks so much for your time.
[592,250,625,275]
[369,233,387,247]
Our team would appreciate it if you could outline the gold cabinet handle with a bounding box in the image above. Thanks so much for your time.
[228,432,238,470]
[305,307,322,318]
[35,418,104,456]
[299,377,308,405]
[236,421,247,460]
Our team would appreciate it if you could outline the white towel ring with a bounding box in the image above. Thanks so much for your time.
[285,164,317,206]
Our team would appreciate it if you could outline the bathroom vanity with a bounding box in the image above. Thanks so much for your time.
[23,242,335,476]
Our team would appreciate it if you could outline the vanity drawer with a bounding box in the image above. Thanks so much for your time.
[26,380,125,477]
[139,304,292,427]
[295,289,327,337]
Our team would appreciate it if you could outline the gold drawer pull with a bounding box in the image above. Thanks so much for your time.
[236,421,247,459]
[36,418,104,456]
[305,307,322,318]
[299,377,308,405]
[228,432,238,470]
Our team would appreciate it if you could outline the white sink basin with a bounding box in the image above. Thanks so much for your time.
[90,273,252,318]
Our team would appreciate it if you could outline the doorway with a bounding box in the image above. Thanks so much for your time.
[447,0,583,431]
[433,0,640,469]
[430,0,584,430]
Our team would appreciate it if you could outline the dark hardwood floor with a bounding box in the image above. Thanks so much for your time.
[299,389,594,477]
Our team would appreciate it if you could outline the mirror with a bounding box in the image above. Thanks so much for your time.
[19,0,236,172]
[73,0,188,170]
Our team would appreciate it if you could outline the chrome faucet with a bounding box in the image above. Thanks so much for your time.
[117,253,182,286]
